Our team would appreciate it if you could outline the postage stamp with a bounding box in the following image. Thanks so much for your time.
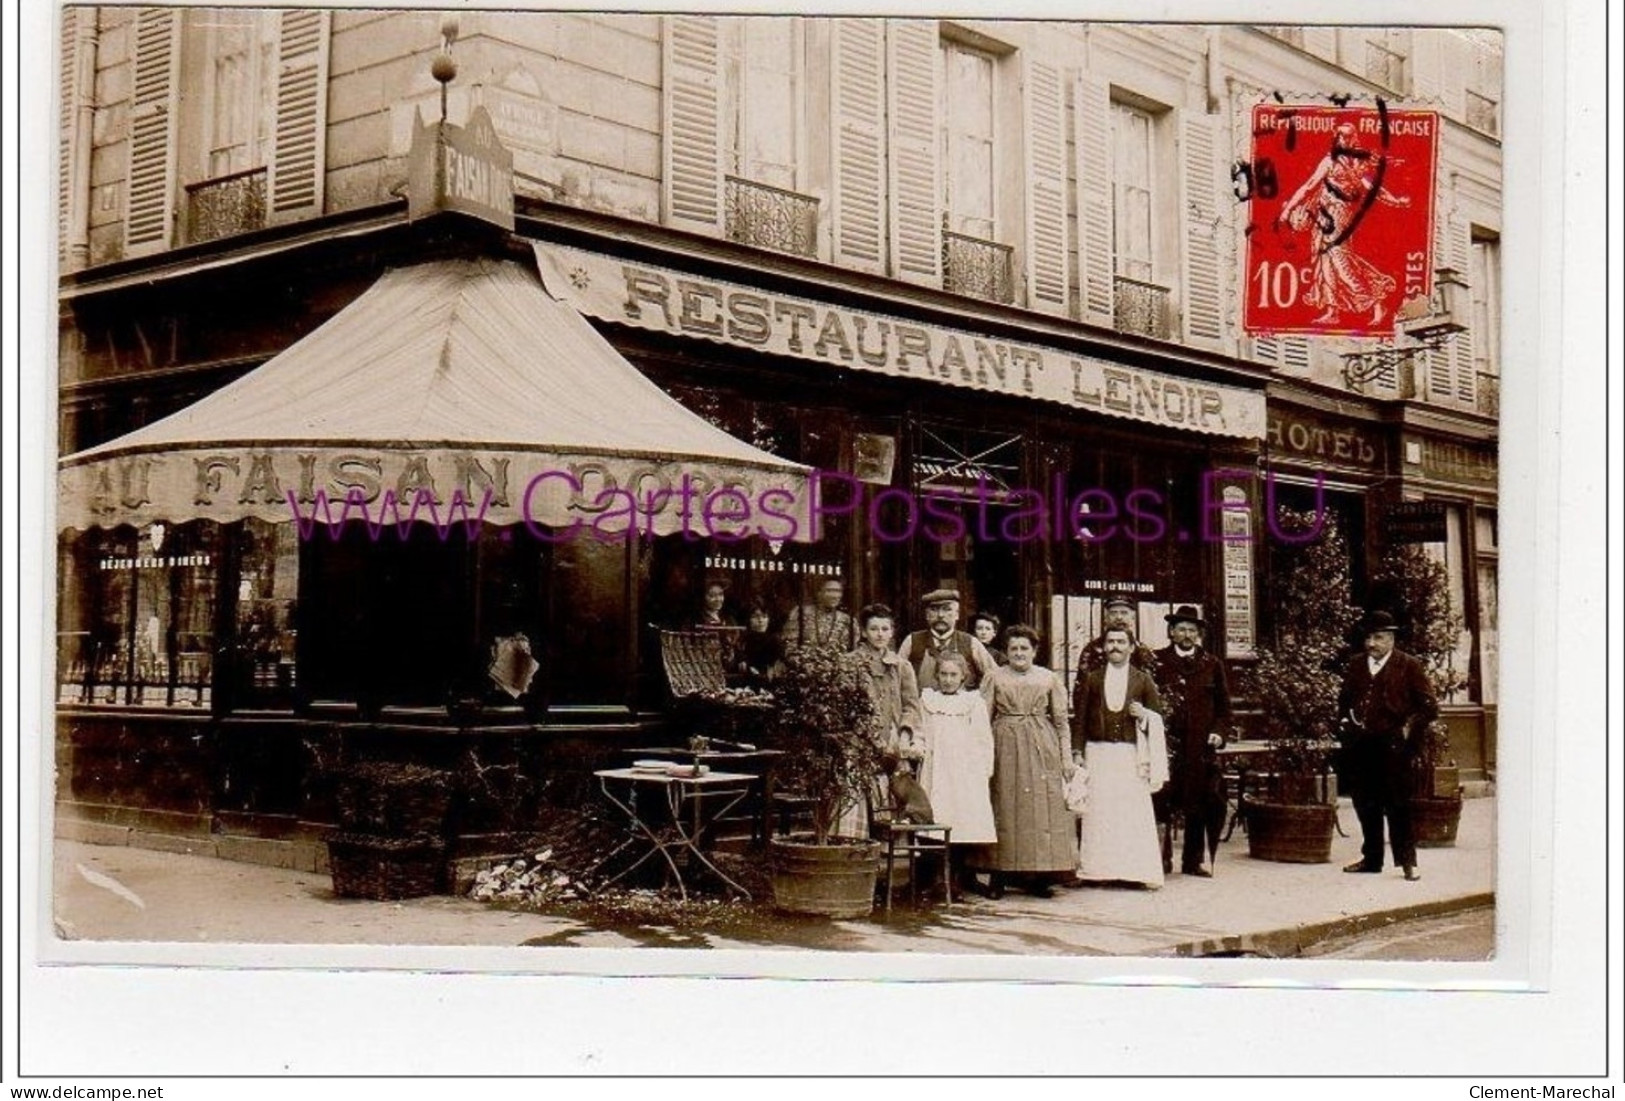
[1242,103,1440,338]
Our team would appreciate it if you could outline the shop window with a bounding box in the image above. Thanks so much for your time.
[1424,505,1475,705]
[940,39,1013,303]
[1475,510,1497,707]
[722,18,817,258]
[57,522,219,707]
[231,518,300,709]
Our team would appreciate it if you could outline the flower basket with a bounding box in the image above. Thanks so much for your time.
[334,761,454,836]
[326,832,447,900]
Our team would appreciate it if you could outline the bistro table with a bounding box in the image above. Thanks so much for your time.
[1216,740,1344,841]
[617,745,785,845]
[587,767,758,901]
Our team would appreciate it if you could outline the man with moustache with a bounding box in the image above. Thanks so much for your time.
[1336,610,1439,881]
[1154,606,1232,878]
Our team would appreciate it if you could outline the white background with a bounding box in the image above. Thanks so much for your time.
[3,0,1619,1092]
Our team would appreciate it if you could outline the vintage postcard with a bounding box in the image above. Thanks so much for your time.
[13,0,1608,1083]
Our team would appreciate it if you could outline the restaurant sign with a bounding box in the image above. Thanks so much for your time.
[533,244,1267,440]
[408,106,515,230]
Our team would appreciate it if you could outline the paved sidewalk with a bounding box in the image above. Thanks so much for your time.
[50,795,1494,958]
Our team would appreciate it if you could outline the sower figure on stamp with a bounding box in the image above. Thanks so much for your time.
[1154,605,1232,878]
[1337,610,1438,881]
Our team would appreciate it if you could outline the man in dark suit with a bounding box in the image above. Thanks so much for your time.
[1154,605,1232,878]
[1336,610,1439,881]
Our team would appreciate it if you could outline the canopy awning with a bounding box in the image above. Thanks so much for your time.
[58,257,812,540]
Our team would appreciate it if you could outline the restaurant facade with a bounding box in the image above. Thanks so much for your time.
[53,12,1501,863]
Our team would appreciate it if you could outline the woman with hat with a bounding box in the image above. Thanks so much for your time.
[1154,605,1232,877]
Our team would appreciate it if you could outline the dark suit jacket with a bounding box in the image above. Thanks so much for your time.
[1154,644,1233,807]
[1071,665,1163,757]
[1336,648,1439,748]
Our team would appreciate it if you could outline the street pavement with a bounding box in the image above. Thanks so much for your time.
[49,795,1494,958]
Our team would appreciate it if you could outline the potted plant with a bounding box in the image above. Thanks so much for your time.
[1371,543,1471,846]
[1237,507,1361,863]
[764,646,887,917]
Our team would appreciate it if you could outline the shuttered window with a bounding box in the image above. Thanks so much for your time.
[1073,74,1114,327]
[1111,103,1154,283]
[1021,57,1068,315]
[266,10,330,223]
[59,7,80,269]
[125,7,181,255]
[1470,233,1500,415]
[1180,111,1227,350]
[888,20,941,286]
[662,15,724,234]
[830,19,886,272]
[725,19,801,190]
[205,10,277,179]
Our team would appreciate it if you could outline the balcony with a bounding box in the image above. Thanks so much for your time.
[185,168,267,244]
[724,176,819,259]
[942,229,1014,305]
[1112,275,1173,340]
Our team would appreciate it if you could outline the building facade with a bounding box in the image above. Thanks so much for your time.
[54,11,1501,857]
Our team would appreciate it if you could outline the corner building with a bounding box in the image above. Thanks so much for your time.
[53,12,1501,860]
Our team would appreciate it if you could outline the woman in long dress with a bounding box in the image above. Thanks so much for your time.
[916,652,997,896]
[978,625,1077,899]
[1070,626,1168,888]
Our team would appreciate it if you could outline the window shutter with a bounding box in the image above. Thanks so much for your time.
[1073,73,1114,327]
[267,10,330,224]
[59,7,79,268]
[1450,217,1476,407]
[1022,56,1068,316]
[124,7,181,255]
[662,15,723,235]
[1180,110,1227,350]
[1281,335,1310,371]
[831,19,886,273]
[885,19,940,286]
[1427,205,1456,401]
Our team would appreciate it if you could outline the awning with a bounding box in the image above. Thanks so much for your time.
[58,257,812,540]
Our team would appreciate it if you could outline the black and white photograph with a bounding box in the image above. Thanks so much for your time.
[8,0,1615,1087]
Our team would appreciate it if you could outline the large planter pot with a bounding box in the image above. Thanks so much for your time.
[1246,801,1337,864]
[768,836,881,918]
[1412,793,1464,848]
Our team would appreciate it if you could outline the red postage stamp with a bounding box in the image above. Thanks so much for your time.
[1242,103,1440,339]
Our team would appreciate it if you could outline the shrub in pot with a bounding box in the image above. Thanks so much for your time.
[1237,508,1360,863]
[764,647,887,917]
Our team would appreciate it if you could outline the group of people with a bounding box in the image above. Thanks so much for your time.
[699,578,1440,895]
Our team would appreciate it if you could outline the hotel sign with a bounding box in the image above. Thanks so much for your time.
[534,244,1267,440]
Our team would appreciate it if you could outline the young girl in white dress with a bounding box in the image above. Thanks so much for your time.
[916,652,997,896]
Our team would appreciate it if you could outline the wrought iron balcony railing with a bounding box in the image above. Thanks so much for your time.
[724,176,819,259]
[185,167,267,244]
[942,229,1014,304]
[1112,275,1173,339]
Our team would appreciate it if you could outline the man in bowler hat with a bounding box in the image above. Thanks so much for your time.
[1337,610,1439,881]
[1154,605,1232,877]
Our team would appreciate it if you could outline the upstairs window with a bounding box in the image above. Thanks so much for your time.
[1363,29,1410,94]
[1470,231,1501,417]
[941,41,997,241]
[721,18,816,257]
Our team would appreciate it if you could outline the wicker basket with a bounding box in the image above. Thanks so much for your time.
[326,833,447,901]
[334,762,454,836]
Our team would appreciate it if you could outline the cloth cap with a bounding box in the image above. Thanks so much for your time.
[922,588,961,607]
